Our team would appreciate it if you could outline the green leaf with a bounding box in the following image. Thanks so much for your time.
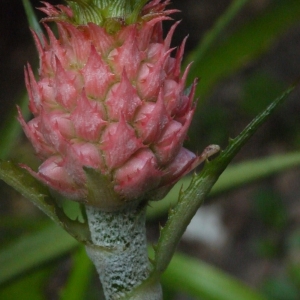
[210,151,300,196]
[153,84,295,274]
[0,223,266,299]
[127,0,148,23]
[187,0,300,98]
[22,0,43,37]
[262,277,299,300]
[147,151,300,220]
[162,252,267,300]
[60,247,93,300]
[0,160,91,244]
[0,224,78,286]
[0,1,43,160]
[153,232,270,300]
[0,267,52,300]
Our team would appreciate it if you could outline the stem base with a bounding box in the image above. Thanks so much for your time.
[85,205,156,299]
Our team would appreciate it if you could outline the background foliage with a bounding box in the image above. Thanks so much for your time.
[0,0,300,299]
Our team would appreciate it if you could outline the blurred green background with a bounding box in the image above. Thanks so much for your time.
[1,0,300,299]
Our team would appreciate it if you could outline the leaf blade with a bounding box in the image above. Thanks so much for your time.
[147,151,300,220]
[187,0,300,98]
[0,224,77,286]
[153,84,295,274]
[0,160,91,243]
[22,0,43,36]
[162,252,267,300]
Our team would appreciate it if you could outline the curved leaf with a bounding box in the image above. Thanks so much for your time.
[147,151,300,220]
[153,84,295,274]
[0,160,91,244]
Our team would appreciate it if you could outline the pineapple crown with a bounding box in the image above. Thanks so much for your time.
[40,0,174,33]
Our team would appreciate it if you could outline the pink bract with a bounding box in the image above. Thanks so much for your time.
[19,0,202,207]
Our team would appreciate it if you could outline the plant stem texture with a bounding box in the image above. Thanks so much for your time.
[85,204,162,299]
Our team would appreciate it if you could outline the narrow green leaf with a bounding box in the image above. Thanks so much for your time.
[0,224,266,300]
[22,0,43,37]
[0,267,52,300]
[0,0,42,160]
[211,151,300,196]
[186,0,250,68]
[0,160,91,244]
[162,252,267,300]
[60,247,93,300]
[187,0,300,98]
[147,151,300,220]
[154,84,295,274]
[0,224,78,286]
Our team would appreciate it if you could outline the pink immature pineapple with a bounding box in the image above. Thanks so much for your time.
[19,0,205,210]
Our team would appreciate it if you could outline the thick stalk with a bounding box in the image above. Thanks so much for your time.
[85,204,162,300]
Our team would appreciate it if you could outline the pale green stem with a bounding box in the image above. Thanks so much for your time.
[85,204,162,300]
